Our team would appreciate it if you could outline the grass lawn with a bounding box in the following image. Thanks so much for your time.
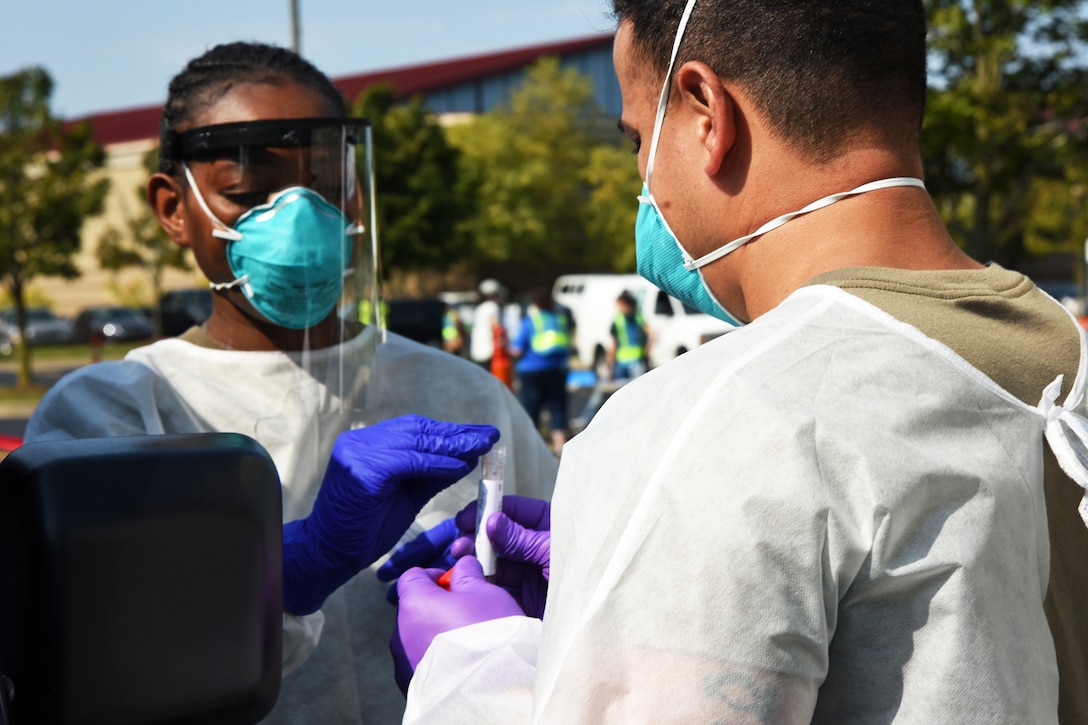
[10,341,142,363]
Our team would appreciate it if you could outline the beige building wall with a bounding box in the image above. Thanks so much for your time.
[32,138,206,317]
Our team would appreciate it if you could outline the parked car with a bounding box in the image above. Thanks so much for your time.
[385,298,448,348]
[72,306,153,343]
[154,288,213,337]
[0,307,74,353]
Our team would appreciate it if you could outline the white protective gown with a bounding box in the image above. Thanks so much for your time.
[25,328,559,725]
[406,284,1088,724]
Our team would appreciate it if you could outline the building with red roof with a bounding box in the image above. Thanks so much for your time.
[78,34,617,149]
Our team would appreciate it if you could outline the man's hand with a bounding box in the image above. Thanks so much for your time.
[391,556,525,693]
[452,495,551,618]
[376,516,460,603]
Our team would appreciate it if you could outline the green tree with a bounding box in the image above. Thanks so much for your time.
[351,85,470,279]
[449,57,605,282]
[923,0,1088,270]
[97,146,191,338]
[582,143,642,273]
[0,67,108,386]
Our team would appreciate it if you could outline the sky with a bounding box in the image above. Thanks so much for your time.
[0,0,617,119]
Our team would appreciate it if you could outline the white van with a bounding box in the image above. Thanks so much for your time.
[553,273,736,375]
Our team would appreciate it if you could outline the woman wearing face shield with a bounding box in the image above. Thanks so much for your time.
[23,42,558,725]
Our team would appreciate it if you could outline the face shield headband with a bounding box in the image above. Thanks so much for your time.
[161,117,367,167]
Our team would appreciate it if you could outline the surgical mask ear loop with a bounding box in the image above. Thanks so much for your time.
[644,0,699,193]
[682,177,929,270]
[182,163,243,242]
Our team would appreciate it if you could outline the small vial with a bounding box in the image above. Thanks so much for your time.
[475,446,506,577]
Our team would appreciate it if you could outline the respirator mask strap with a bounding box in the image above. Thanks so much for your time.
[181,163,243,242]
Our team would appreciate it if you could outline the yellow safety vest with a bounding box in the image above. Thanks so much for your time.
[442,309,462,341]
[358,299,389,327]
[614,313,646,364]
[528,308,570,355]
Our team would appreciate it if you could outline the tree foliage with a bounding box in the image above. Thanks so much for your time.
[923,0,1088,270]
[351,85,470,279]
[582,143,641,273]
[449,57,641,284]
[96,146,190,338]
[0,66,108,386]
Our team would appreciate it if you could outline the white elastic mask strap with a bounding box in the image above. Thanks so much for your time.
[683,177,928,270]
[182,163,242,242]
[209,275,249,293]
[644,0,699,190]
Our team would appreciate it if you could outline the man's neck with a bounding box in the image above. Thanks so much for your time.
[709,186,981,322]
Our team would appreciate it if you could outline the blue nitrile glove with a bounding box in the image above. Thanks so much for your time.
[282,414,499,616]
[376,516,460,603]
[391,556,524,693]
[452,495,551,618]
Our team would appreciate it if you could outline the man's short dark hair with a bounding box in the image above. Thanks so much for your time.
[612,0,928,163]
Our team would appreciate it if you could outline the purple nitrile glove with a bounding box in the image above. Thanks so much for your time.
[376,516,460,603]
[391,556,524,693]
[282,415,499,616]
[452,495,551,618]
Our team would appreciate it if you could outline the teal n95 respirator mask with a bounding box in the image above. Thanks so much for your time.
[634,0,926,325]
[184,165,354,329]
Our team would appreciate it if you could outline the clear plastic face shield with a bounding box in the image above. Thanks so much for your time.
[162,117,382,343]
[160,118,385,516]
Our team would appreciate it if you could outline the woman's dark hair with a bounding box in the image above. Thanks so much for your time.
[158,41,347,173]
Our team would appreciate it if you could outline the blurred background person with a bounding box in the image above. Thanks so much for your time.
[573,290,652,429]
[510,286,574,454]
[441,303,467,357]
[489,319,514,389]
[607,290,651,381]
[470,278,506,370]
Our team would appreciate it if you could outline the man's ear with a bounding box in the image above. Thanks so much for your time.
[675,61,735,177]
[147,171,190,247]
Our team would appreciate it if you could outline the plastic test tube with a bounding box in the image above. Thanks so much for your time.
[475,446,506,577]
